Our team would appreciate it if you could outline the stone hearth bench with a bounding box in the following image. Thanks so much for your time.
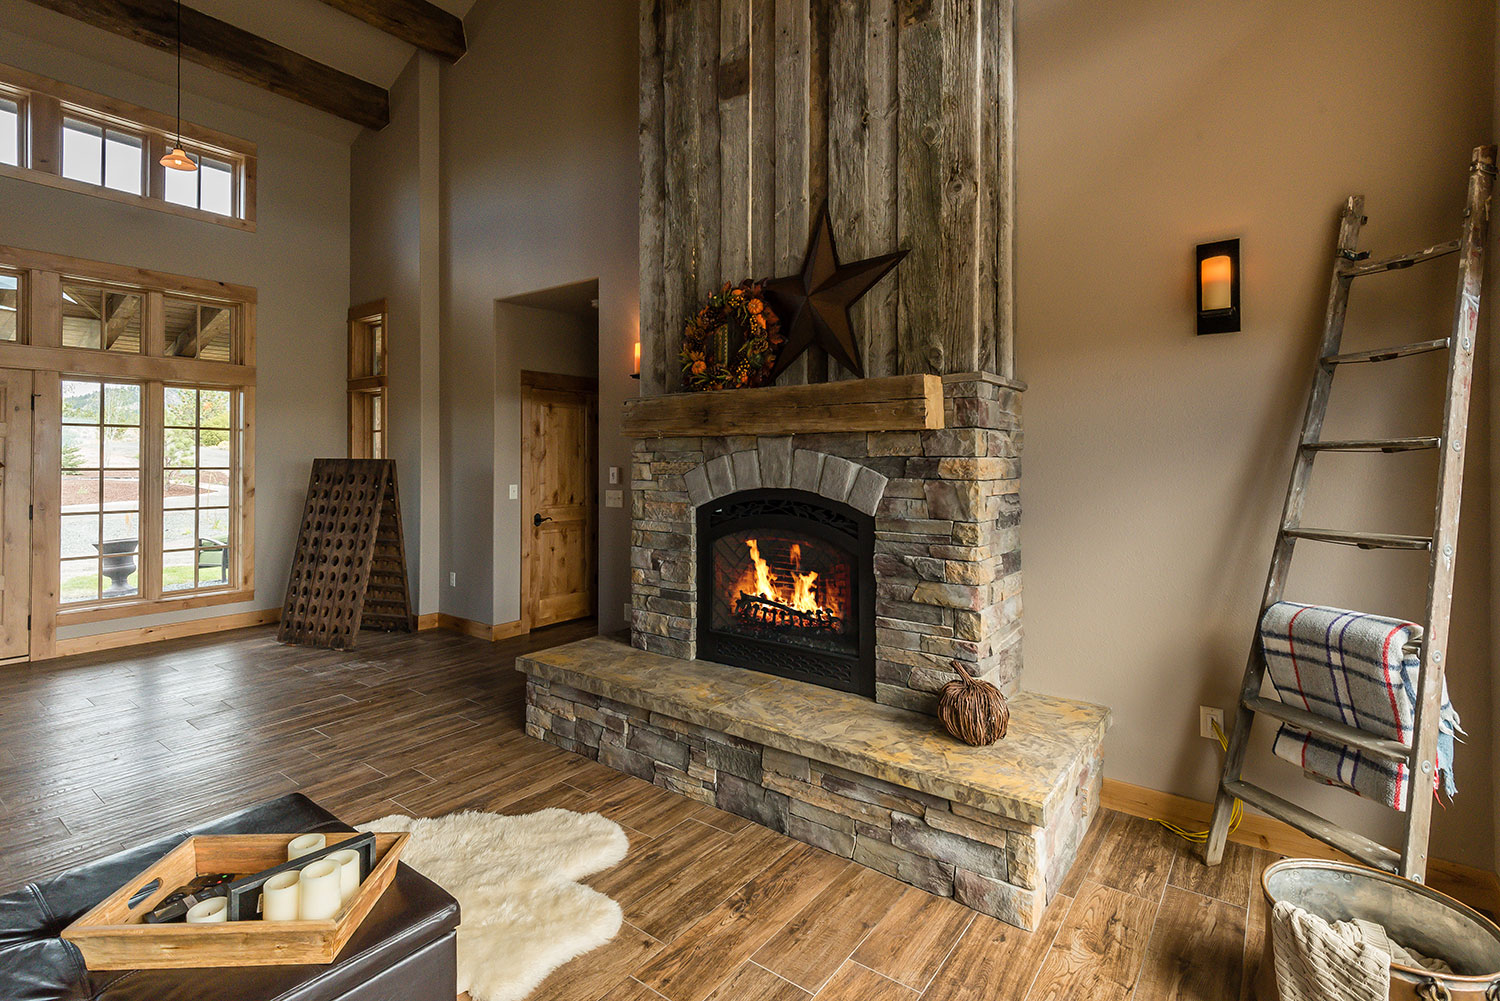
[516,636,1109,930]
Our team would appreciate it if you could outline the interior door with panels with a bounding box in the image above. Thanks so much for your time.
[522,373,597,629]
[0,369,33,659]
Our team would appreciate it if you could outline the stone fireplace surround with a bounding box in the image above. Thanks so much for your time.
[517,372,1111,931]
[630,372,1025,715]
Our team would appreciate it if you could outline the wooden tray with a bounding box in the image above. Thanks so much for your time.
[62,832,409,970]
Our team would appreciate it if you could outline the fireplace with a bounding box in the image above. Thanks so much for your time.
[697,488,875,697]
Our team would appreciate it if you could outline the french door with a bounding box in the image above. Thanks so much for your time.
[0,368,33,660]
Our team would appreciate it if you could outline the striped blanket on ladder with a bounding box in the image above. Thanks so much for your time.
[1260,601,1462,811]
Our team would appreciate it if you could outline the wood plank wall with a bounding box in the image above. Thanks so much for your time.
[639,0,1015,395]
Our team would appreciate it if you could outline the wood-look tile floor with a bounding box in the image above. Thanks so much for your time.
[0,625,1273,1001]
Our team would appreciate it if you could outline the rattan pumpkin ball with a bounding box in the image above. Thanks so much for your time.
[938,660,1009,746]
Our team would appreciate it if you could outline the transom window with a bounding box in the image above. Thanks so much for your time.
[164,154,235,217]
[61,116,145,196]
[0,63,256,230]
[0,267,19,342]
[61,281,142,353]
[0,95,19,166]
[164,296,235,362]
[60,380,143,604]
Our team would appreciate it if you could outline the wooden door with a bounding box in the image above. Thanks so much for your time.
[0,369,32,660]
[521,373,597,629]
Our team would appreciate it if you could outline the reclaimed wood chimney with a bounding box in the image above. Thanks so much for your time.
[638,0,1015,394]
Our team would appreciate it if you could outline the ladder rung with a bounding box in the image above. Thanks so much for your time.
[1323,338,1449,365]
[1301,436,1440,453]
[1243,695,1411,763]
[1338,240,1460,278]
[1282,528,1432,550]
[1223,779,1401,872]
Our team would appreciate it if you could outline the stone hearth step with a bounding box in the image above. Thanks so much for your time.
[516,636,1110,930]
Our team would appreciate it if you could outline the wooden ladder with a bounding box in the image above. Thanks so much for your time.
[1204,145,1496,882]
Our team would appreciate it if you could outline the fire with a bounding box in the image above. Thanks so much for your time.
[741,538,826,615]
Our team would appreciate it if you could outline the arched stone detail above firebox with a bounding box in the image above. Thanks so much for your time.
[682,441,889,517]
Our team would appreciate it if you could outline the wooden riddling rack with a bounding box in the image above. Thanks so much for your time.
[279,459,414,650]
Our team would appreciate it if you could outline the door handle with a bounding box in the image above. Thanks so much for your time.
[533,513,552,527]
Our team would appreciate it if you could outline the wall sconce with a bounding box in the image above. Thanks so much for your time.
[1196,238,1241,335]
[631,340,641,380]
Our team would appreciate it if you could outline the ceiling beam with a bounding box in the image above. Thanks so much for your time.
[314,0,466,62]
[20,0,390,130]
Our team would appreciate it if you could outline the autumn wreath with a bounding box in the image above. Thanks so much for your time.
[679,280,783,391]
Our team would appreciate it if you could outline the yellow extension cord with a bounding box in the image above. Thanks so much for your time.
[1152,717,1244,843]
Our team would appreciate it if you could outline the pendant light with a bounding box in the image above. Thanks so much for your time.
[159,0,197,172]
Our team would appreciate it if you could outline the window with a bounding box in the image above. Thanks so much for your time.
[61,117,145,196]
[61,281,142,353]
[60,380,142,604]
[0,268,19,342]
[165,154,235,217]
[0,64,256,230]
[0,95,19,166]
[163,386,237,593]
[164,296,235,362]
[348,301,389,459]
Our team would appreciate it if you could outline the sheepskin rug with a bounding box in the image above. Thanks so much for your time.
[358,809,628,1001]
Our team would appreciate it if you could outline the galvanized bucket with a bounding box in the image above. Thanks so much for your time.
[1257,858,1500,1001]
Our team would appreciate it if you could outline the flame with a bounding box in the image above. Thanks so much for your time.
[741,538,828,615]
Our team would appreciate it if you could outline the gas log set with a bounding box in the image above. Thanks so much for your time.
[732,539,844,636]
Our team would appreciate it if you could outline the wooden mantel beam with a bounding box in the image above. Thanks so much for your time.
[19,0,391,130]
[314,0,466,62]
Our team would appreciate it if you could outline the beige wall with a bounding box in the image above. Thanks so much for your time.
[0,1,351,643]
[349,56,443,615]
[1016,0,1495,868]
[436,0,637,630]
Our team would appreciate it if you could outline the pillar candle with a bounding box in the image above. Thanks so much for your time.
[261,870,300,921]
[327,849,361,903]
[287,833,327,860]
[185,897,228,923]
[297,859,342,920]
[1201,255,1233,311]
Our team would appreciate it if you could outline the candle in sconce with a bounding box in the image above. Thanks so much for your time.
[185,897,228,923]
[298,859,343,920]
[261,870,301,921]
[1200,254,1233,311]
[633,340,641,376]
[327,849,361,903]
[287,833,326,860]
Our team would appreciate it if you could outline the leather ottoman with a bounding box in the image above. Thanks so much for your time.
[0,794,459,1001]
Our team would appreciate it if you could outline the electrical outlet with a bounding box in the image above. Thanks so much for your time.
[508,483,518,501]
[1200,706,1224,740]
[605,489,623,508]
[608,466,621,485]
[448,572,457,587]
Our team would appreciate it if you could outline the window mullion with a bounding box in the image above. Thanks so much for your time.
[140,381,165,602]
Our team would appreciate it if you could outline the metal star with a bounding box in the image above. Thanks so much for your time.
[763,202,907,380]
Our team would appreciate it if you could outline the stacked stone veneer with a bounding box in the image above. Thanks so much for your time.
[630,373,1024,712]
[525,673,1102,930]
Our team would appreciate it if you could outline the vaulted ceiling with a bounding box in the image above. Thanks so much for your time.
[14,0,478,130]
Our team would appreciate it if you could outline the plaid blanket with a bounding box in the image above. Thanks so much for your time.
[1260,601,1461,811]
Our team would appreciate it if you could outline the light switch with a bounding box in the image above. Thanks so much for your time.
[608,466,621,485]
[508,483,518,500]
[605,489,623,508]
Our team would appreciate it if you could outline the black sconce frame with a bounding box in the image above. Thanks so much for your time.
[1196,238,1241,335]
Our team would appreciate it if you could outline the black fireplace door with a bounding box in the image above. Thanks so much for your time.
[697,488,875,697]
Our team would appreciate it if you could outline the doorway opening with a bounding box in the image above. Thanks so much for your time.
[502,280,599,632]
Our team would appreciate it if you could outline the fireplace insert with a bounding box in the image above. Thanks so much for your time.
[697,488,875,697]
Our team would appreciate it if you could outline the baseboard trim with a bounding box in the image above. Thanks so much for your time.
[51,608,283,658]
[1102,778,1500,915]
[432,613,527,642]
